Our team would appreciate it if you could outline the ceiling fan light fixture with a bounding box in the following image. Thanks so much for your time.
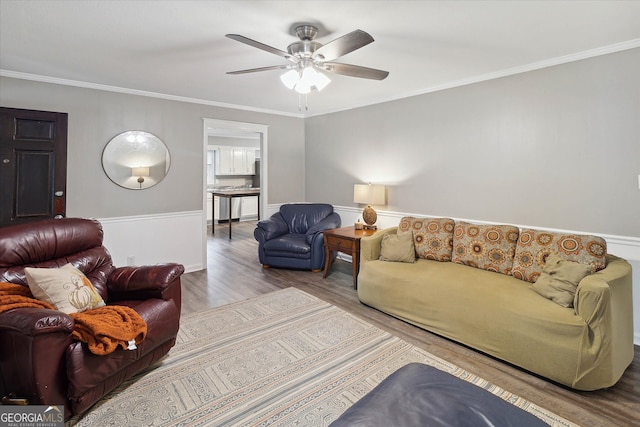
[280,69,300,89]
[282,66,331,93]
[314,71,331,91]
[298,66,318,87]
[295,83,311,94]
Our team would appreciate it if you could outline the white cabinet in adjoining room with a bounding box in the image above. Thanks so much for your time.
[216,147,256,175]
[215,146,257,175]
[245,149,256,174]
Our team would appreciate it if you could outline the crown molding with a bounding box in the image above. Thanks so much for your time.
[2,39,638,119]
[0,69,305,119]
[305,39,640,118]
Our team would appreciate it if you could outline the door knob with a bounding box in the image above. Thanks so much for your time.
[55,191,64,197]
[2,159,9,163]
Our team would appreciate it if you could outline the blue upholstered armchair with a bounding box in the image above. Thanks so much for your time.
[254,203,341,271]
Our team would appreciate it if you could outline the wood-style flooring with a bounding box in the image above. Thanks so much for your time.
[181,221,640,427]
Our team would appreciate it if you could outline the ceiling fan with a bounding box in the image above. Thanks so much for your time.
[225,24,389,95]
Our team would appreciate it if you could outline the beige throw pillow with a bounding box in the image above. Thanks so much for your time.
[532,254,592,308]
[25,264,106,314]
[379,232,416,263]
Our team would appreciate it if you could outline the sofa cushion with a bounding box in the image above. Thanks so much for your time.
[25,264,106,314]
[397,217,454,261]
[263,234,311,259]
[452,222,519,275]
[379,231,416,263]
[512,229,607,283]
[532,254,592,308]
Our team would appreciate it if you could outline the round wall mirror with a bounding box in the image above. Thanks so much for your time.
[102,131,171,190]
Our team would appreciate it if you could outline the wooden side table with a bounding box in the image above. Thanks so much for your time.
[323,226,377,289]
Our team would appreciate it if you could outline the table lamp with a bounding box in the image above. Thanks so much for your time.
[353,183,386,229]
[132,167,150,189]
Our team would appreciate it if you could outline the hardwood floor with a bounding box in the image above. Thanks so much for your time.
[181,221,640,427]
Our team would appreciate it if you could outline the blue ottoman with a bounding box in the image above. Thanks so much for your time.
[330,363,548,427]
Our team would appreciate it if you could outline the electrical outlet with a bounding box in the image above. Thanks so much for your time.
[127,256,135,266]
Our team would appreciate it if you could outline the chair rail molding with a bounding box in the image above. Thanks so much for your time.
[99,211,203,273]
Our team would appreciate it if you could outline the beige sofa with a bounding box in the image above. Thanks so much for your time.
[357,217,634,390]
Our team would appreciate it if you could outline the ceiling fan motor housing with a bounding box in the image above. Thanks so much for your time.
[287,40,322,58]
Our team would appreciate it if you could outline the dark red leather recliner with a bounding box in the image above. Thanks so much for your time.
[0,218,184,420]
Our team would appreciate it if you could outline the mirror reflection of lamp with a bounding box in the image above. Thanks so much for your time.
[132,167,150,189]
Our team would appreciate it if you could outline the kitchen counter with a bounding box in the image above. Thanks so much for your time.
[209,188,260,239]
[208,187,260,196]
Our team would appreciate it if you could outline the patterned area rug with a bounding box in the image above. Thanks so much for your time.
[68,288,578,426]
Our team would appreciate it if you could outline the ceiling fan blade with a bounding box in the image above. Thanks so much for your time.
[323,62,389,80]
[314,30,374,61]
[226,34,292,59]
[226,65,290,75]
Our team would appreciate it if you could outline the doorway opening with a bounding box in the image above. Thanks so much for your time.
[201,119,268,266]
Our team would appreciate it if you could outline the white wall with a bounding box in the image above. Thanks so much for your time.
[305,48,640,237]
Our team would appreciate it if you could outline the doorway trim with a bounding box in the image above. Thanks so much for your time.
[201,118,268,266]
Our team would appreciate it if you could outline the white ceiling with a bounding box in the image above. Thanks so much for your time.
[1,1,640,118]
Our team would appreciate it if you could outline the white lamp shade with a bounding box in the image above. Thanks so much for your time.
[281,67,331,93]
[353,184,386,205]
[295,83,311,94]
[314,71,331,91]
[132,167,150,177]
[280,69,299,89]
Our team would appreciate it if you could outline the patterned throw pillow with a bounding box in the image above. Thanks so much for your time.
[512,229,607,283]
[397,217,455,261]
[451,221,519,275]
[25,263,106,314]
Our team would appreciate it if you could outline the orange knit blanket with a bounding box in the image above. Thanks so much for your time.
[0,282,54,312]
[70,306,147,355]
[0,282,147,355]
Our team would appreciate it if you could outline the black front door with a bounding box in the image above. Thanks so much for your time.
[0,107,68,227]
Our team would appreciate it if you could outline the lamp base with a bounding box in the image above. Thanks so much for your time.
[362,205,378,229]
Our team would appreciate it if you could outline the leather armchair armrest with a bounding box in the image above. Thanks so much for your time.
[0,308,73,408]
[107,263,185,302]
[254,214,289,242]
[305,212,342,244]
[0,308,73,336]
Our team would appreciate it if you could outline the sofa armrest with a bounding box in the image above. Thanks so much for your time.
[573,254,634,380]
[0,308,73,407]
[574,255,632,324]
[305,212,342,244]
[107,263,184,302]
[254,213,289,242]
[360,227,397,263]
